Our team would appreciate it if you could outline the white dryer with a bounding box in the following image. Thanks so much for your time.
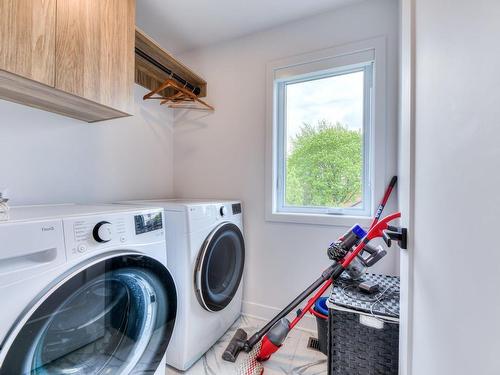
[119,200,244,371]
[0,204,177,375]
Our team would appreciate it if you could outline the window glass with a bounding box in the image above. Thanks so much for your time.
[276,64,372,216]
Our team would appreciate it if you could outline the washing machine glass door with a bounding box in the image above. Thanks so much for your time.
[195,222,245,312]
[0,254,176,375]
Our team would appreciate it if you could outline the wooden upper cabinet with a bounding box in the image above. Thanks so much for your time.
[0,0,135,122]
[55,0,135,114]
[0,0,56,86]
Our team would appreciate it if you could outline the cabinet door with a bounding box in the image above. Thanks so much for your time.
[55,0,135,114]
[0,0,56,86]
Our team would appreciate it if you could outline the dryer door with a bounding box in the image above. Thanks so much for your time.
[0,254,176,375]
[195,222,245,312]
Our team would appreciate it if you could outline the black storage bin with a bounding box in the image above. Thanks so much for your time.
[313,297,329,355]
[327,273,400,375]
[315,315,328,355]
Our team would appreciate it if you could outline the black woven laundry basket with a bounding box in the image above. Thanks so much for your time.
[327,273,400,375]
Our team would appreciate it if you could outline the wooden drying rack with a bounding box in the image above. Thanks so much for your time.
[143,77,214,111]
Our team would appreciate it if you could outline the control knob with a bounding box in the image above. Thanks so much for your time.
[220,206,228,217]
[93,221,113,243]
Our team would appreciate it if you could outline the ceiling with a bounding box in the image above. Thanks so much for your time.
[136,0,364,54]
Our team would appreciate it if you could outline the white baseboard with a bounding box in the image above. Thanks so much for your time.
[242,300,319,333]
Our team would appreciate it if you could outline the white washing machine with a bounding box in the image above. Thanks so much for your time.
[119,199,244,371]
[0,204,177,375]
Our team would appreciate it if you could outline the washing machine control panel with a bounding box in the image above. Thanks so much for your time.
[216,203,242,219]
[63,209,165,261]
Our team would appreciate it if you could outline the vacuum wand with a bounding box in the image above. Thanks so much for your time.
[222,261,344,361]
[246,262,344,349]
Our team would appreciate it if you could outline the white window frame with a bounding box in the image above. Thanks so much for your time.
[265,37,388,227]
[276,64,373,217]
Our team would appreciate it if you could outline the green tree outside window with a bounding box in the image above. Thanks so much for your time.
[285,120,363,208]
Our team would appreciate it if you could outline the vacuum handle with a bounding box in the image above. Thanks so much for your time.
[358,243,387,267]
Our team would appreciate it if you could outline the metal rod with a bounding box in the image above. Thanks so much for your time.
[135,47,201,96]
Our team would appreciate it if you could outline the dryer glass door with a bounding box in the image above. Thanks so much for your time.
[195,223,245,312]
[0,255,176,375]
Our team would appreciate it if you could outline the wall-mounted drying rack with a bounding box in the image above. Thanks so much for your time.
[134,28,213,111]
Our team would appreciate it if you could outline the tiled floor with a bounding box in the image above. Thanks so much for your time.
[166,315,327,375]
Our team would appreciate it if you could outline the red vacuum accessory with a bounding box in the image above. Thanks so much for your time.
[256,317,290,361]
[256,336,280,362]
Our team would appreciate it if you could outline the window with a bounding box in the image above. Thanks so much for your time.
[277,65,372,216]
[266,39,386,226]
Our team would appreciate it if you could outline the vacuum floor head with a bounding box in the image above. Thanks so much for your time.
[223,328,248,362]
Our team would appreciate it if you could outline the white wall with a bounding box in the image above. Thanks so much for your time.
[174,0,400,323]
[410,1,500,374]
[0,86,175,206]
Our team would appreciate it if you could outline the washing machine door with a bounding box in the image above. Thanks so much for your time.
[195,222,245,312]
[0,254,176,375]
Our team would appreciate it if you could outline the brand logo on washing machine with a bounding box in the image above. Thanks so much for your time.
[42,226,55,232]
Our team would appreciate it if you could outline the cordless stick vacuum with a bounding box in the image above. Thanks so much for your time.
[222,177,405,370]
